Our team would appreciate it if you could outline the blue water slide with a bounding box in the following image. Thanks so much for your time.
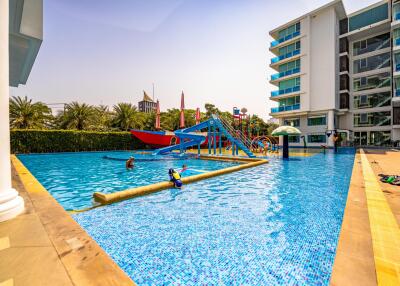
[152,119,211,155]
[153,117,256,158]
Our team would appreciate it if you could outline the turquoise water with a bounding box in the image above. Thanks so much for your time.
[17,151,237,210]
[19,149,355,285]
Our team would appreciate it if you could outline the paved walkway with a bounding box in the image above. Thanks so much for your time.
[0,156,134,286]
[331,149,400,286]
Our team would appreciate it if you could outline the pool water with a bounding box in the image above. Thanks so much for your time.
[17,151,238,210]
[19,149,355,285]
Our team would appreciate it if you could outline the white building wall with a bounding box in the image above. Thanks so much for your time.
[309,8,337,111]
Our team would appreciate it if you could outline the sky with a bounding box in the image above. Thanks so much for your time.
[11,0,379,119]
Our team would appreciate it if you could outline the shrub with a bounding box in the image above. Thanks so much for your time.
[10,129,144,153]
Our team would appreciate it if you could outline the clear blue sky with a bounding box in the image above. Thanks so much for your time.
[11,0,378,119]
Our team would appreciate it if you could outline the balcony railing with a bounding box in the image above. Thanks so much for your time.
[270,31,301,48]
[395,12,400,21]
[396,63,400,72]
[271,85,300,97]
[271,67,300,81]
[271,104,300,113]
[396,89,400,96]
[271,49,300,64]
[395,38,400,46]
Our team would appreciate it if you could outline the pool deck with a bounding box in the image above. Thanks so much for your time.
[331,149,400,286]
[0,156,135,286]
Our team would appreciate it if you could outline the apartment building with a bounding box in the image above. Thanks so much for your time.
[268,0,400,147]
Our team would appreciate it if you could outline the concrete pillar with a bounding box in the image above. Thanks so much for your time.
[327,110,335,147]
[0,0,24,222]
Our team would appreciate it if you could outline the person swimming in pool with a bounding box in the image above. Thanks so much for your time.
[169,168,183,189]
[126,157,134,170]
[180,164,188,175]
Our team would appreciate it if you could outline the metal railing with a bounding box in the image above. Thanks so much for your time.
[215,115,252,149]
[271,49,300,64]
[271,67,300,81]
[271,85,300,97]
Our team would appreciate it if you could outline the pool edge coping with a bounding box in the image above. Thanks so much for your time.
[10,155,136,286]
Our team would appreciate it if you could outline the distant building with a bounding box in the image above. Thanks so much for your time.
[138,91,157,113]
[268,0,400,147]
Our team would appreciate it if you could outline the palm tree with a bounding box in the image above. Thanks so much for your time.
[59,102,96,130]
[93,105,113,131]
[9,96,52,129]
[112,103,139,131]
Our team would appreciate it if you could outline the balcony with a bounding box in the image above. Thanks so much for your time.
[270,31,300,48]
[271,67,300,81]
[395,38,400,46]
[396,89,400,97]
[271,49,300,64]
[395,12,400,21]
[271,86,300,97]
[396,63,400,72]
[271,104,300,113]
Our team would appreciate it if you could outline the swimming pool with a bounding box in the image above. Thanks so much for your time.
[19,149,355,285]
[17,151,238,210]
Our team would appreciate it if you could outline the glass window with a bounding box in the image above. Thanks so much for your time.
[279,41,300,56]
[369,131,391,146]
[288,136,300,143]
[279,59,300,73]
[284,118,300,127]
[307,134,326,143]
[353,111,391,127]
[308,116,326,126]
[353,52,390,74]
[353,72,390,92]
[353,92,391,109]
[278,22,300,40]
[278,96,300,107]
[349,3,388,32]
[353,33,390,56]
[279,77,300,90]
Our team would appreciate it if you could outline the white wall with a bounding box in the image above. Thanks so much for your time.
[309,8,337,111]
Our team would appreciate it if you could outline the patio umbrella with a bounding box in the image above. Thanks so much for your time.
[195,107,201,125]
[271,126,301,159]
[155,100,161,130]
[179,91,185,129]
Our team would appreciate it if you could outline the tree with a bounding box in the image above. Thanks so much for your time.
[204,103,220,117]
[112,103,140,131]
[9,96,52,129]
[93,105,113,131]
[58,102,96,130]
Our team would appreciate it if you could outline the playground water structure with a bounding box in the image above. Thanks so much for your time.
[152,114,257,158]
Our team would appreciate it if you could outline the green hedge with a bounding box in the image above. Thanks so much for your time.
[10,130,145,153]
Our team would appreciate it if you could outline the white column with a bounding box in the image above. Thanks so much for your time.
[0,0,24,222]
[327,110,335,147]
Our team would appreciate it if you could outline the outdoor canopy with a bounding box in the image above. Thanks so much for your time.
[271,126,301,159]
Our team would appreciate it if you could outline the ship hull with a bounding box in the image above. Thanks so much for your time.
[130,130,218,148]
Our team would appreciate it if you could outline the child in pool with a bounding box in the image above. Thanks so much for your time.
[126,157,134,170]
[180,164,188,175]
[169,168,183,188]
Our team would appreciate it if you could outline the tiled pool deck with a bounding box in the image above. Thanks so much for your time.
[1,150,399,285]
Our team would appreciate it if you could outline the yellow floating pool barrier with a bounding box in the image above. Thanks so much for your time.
[93,156,268,205]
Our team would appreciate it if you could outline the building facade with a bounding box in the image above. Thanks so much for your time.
[138,91,157,113]
[0,0,42,222]
[269,0,400,147]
